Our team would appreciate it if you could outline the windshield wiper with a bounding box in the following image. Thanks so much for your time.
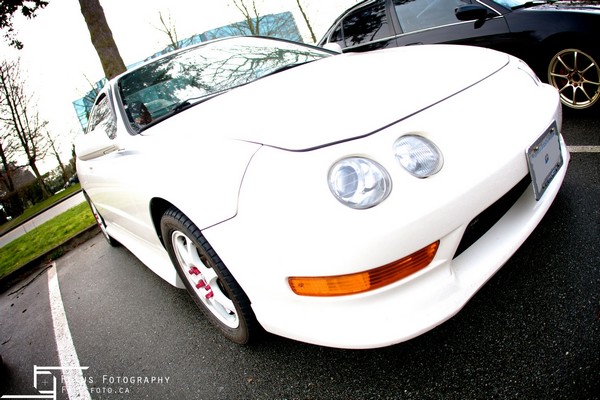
[511,1,552,10]
[172,91,228,113]
[135,91,229,134]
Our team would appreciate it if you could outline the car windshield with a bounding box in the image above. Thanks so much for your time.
[118,37,331,132]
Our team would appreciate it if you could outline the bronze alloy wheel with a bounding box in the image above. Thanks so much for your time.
[548,48,600,110]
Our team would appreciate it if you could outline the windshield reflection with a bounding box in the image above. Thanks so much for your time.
[493,0,545,9]
[118,37,331,132]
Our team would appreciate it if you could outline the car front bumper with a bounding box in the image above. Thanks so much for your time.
[202,69,569,348]
[205,137,568,348]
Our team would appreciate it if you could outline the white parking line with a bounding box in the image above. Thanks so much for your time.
[48,264,92,400]
[567,145,600,153]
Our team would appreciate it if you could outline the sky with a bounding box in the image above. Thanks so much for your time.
[1,0,359,173]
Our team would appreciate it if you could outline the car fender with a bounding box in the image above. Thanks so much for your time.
[138,132,263,231]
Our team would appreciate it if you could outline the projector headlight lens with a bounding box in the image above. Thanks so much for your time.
[328,157,391,209]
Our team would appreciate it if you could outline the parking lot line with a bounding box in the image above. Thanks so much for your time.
[567,145,600,153]
[48,264,91,400]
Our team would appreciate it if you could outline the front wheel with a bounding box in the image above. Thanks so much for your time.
[160,207,258,344]
[547,47,600,111]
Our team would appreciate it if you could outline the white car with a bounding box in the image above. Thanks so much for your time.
[76,36,569,349]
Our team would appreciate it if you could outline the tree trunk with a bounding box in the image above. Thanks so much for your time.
[296,0,316,43]
[78,0,126,79]
[28,157,51,197]
[0,151,15,192]
[0,133,16,192]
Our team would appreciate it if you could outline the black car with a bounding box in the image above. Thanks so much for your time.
[319,0,600,112]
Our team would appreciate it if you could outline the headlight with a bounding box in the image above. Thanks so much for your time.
[393,135,443,178]
[328,157,391,209]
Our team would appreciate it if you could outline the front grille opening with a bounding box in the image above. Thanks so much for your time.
[453,174,532,259]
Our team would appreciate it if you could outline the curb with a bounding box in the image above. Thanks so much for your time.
[0,189,83,238]
[0,224,100,293]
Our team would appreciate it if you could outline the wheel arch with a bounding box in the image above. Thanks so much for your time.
[539,32,598,66]
[149,197,175,246]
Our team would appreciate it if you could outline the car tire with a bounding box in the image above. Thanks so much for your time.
[83,192,119,247]
[546,46,600,111]
[160,207,258,344]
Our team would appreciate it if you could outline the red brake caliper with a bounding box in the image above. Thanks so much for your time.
[188,266,214,299]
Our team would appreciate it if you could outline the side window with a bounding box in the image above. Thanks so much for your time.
[87,94,117,139]
[329,24,344,47]
[342,0,389,48]
[394,0,467,34]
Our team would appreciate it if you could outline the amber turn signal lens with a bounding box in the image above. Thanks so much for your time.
[288,241,440,297]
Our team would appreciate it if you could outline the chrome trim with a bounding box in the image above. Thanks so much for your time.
[475,0,503,16]
[395,15,505,37]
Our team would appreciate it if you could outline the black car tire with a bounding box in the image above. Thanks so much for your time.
[84,192,119,247]
[160,207,258,344]
[546,45,600,112]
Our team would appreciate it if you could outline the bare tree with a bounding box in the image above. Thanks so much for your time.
[78,0,126,79]
[0,58,51,198]
[155,11,181,51]
[295,0,316,43]
[231,0,261,35]
[225,0,299,40]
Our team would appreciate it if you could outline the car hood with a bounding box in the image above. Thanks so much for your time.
[156,45,510,151]
[529,2,600,13]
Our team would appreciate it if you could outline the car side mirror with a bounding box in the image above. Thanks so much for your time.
[455,4,489,22]
[75,129,122,161]
[323,42,343,54]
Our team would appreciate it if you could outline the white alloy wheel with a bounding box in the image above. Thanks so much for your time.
[160,207,257,344]
[171,230,239,328]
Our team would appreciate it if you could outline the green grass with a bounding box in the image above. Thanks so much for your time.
[0,184,83,235]
[0,202,96,279]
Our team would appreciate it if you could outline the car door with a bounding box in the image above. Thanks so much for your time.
[77,91,146,240]
[391,0,512,51]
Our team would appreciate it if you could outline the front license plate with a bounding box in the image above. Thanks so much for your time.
[526,121,563,201]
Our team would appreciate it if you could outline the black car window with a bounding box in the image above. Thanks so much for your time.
[329,24,344,47]
[393,0,468,33]
[342,0,389,48]
[87,94,117,139]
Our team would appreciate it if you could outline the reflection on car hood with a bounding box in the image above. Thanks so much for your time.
[157,45,509,151]
[532,2,600,13]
